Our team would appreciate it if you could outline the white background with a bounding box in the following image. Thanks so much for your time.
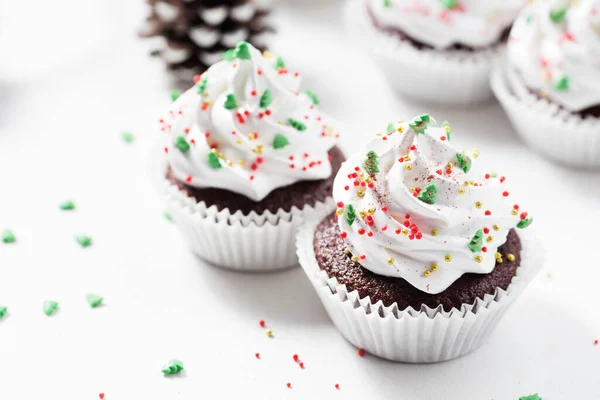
[0,0,599,399]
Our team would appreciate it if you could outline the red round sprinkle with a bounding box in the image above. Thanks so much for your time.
[398,158,404,163]
[395,228,401,234]
[335,384,340,390]
[410,226,418,233]
[358,348,366,357]
[344,186,350,191]
[514,204,520,210]
[483,228,490,234]
[440,136,446,141]
[382,206,388,212]
[416,232,423,240]
[259,320,265,327]
[340,232,347,239]
[409,234,415,240]
[258,70,263,75]
[257,157,264,164]
[520,212,528,220]
[382,137,387,141]
[446,169,452,175]
[485,174,491,179]
[482,247,488,252]
[287,383,292,388]
[255,353,260,359]
[265,110,271,116]
[251,90,257,96]
[99,394,105,400]
[485,210,491,216]
[436,169,442,175]
[185,175,192,183]
[289,164,295,169]
[251,163,258,171]
[405,214,410,219]
[337,202,344,208]
[358,229,365,235]
[500,176,506,183]
[293,354,299,362]
[367,231,373,237]
[355,166,360,171]
[410,145,416,151]
[381,225,388,231]
[503,191,509,197]
[299,362,304,369]
[164,147,169,154]
[359,255,366,260]
[193,74,201,83]
[595,340,598,345]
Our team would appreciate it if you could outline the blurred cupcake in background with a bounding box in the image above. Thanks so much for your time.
[297,115,542,363]
[492,0,600,168]
[344,0,524,105]
[152,41,344,271]
[140,0,273,82]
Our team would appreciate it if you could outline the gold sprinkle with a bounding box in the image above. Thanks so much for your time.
[431,229,439,236]
[540,90,548,99]
[546,272,551,278]
[405,165,412,171]
[458,188,466,195]
[507,254,515,262]
[344,248,352,255]
[359,210,367,218]
[444,125,451,133]
[409,187,416,193]
[511,209,518,216]
[387,257,395,265]
[446,162,454,169]
[445,255,452,262]
[402,230,408,236]
[368,208,376,215]
[475,202,483,209]
[238,160,245,167]
[248,133,257,140]
[266,330,273,338]
[475,255,483,263]
[404,155,411,162]
[357,190,365,198]
[236,139,242,145]
[431,263,438,271]
[397,126,404,133]
[365,177,372,184]
[358,172,365,179]
[218,151,225,159]
[472,149,480,159]
[423,270,431,277]
[226,160,233,167]
[263,50,273,59]
[493,224,500,231]
[336,209,344,216]
[351,256,359,262]
[487,236,493,242]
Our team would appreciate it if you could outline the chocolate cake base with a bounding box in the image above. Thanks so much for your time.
[366,4,511,52]
[530,89,600,119]
[313,213,522,312]
[167,146,345,215]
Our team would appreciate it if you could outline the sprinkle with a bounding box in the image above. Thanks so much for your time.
[288,118,307,131]
[170,90,181,102]
[424,270,431,277]
[99,393,104,399]
[468,230,484,253]
[174,136,190,152]
[299,362,304,369]
[594,340,598,345]
[417,184,437,205]
[518,394,542,400]
[549,7,568,23]
[445,255,452,262]
[224,94,238,110]
[207,151,222,169]
[259,89,272,108]
[272,134,290,150]
[293,354,299,362]
[363,151,380,174]
[43,301,59,316]
[87,294,103,308]
[286,383,292,388]
[59,200,76,211]
[458,188,465,195]
[2,229,16,244]
[161,359,184,376]
[507,254,516,262]
[259,320,266,327]
[484,210,492,216]
[475,201,482,209]
[255,353,260,359]
[431,229,439,236]
[121,131,135,143]
[517,218,533,229]
[0,305,7,319]
[345,205,356,226]
[409,114,430,134]
[387,257,394,265]
[441,0,457,9]
[486,236,493,243]
[266,329,273,338]
[305,90,320,105]
[475,255,483,263]
[554,75,569,91]
[456,152,472,173]
[274,56,286,70]
[335,384,340,390]
[75,235,93,248]
[431,263,438,271]
[358,348,366,357]
[197,77,208,94]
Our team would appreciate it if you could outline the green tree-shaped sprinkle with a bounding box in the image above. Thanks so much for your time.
[207,151,222,169]
[260,90,272,108]
[519,394,542,400]
[383,0,391,7]
[517,218,533,229]
[224,94,238,110]
[288,118,307,131]
[2,229,16,244]
[468,229,484,253]
[363,151,380,175]
[274,57,286,70]
[174,136,190,152]
[59,201,76,211]
[386,122,395,134]
[272,134,290,149]
[0,306,7,319]
[305,90,319,105]
[409,114,430,134]
[554,76,569,91]
[235,42,251,60]
[417,184,438,205]
[441,0,457,9]
[456,152,472,173]
[549,7,568,23]
[75,235,93,248]
[87,294,103,308]
[162,359,184,375]
[170,90,181,102]
[345,205,356,226]
[43,301,59,316]
[197,77,208,94]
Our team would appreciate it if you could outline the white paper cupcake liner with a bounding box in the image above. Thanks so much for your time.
[491,66,600,168]
[150,145,336,271]
[296,219,543,363]
[344,0,505,105]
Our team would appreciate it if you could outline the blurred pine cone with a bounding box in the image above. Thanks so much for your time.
[140,0,272,79]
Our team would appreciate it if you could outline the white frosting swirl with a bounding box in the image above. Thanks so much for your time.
[508,0,600,112]
[333,116,532,294]
[161,42,338,201]
[368,0,524,49]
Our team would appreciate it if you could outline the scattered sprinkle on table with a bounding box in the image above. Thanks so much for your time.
[43,301,59,316]
[99,393,104,399]
[358,348,365,357]
[519,394,542,400]
[286,382,292,389]
[164,211,173,222]
[255,353,260,359]
[335,384,340,390]
[75,235,93,248]
[266,329,273,338]
[594,340,598,345]
[162,359,184,375]
[0,305,7,319]
[2,229,16,244]
[299,362,304,369]
[259,319,266,327]
[59,200,75,211]
[121,131,135,143]
[87,294,104,308]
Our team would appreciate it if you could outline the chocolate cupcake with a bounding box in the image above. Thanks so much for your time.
[492,0,600,167]
[152,41,343,271]
[344,0,524,105]
[297,115,542,362]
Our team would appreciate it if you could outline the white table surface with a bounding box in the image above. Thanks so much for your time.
[1,0,599,399]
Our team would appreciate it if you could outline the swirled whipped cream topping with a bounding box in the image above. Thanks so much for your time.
[333,115,533,294]
[508,0,600,112]
[161,42,338,201]
[368,0,524,49]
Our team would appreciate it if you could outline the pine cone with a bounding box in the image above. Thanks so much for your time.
[140,0,272,79]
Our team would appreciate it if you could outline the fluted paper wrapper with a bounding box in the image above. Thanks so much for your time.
[296,220,543,363]
[150,146,335,271]
[344,0,504,105]
[491,67,600,168]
